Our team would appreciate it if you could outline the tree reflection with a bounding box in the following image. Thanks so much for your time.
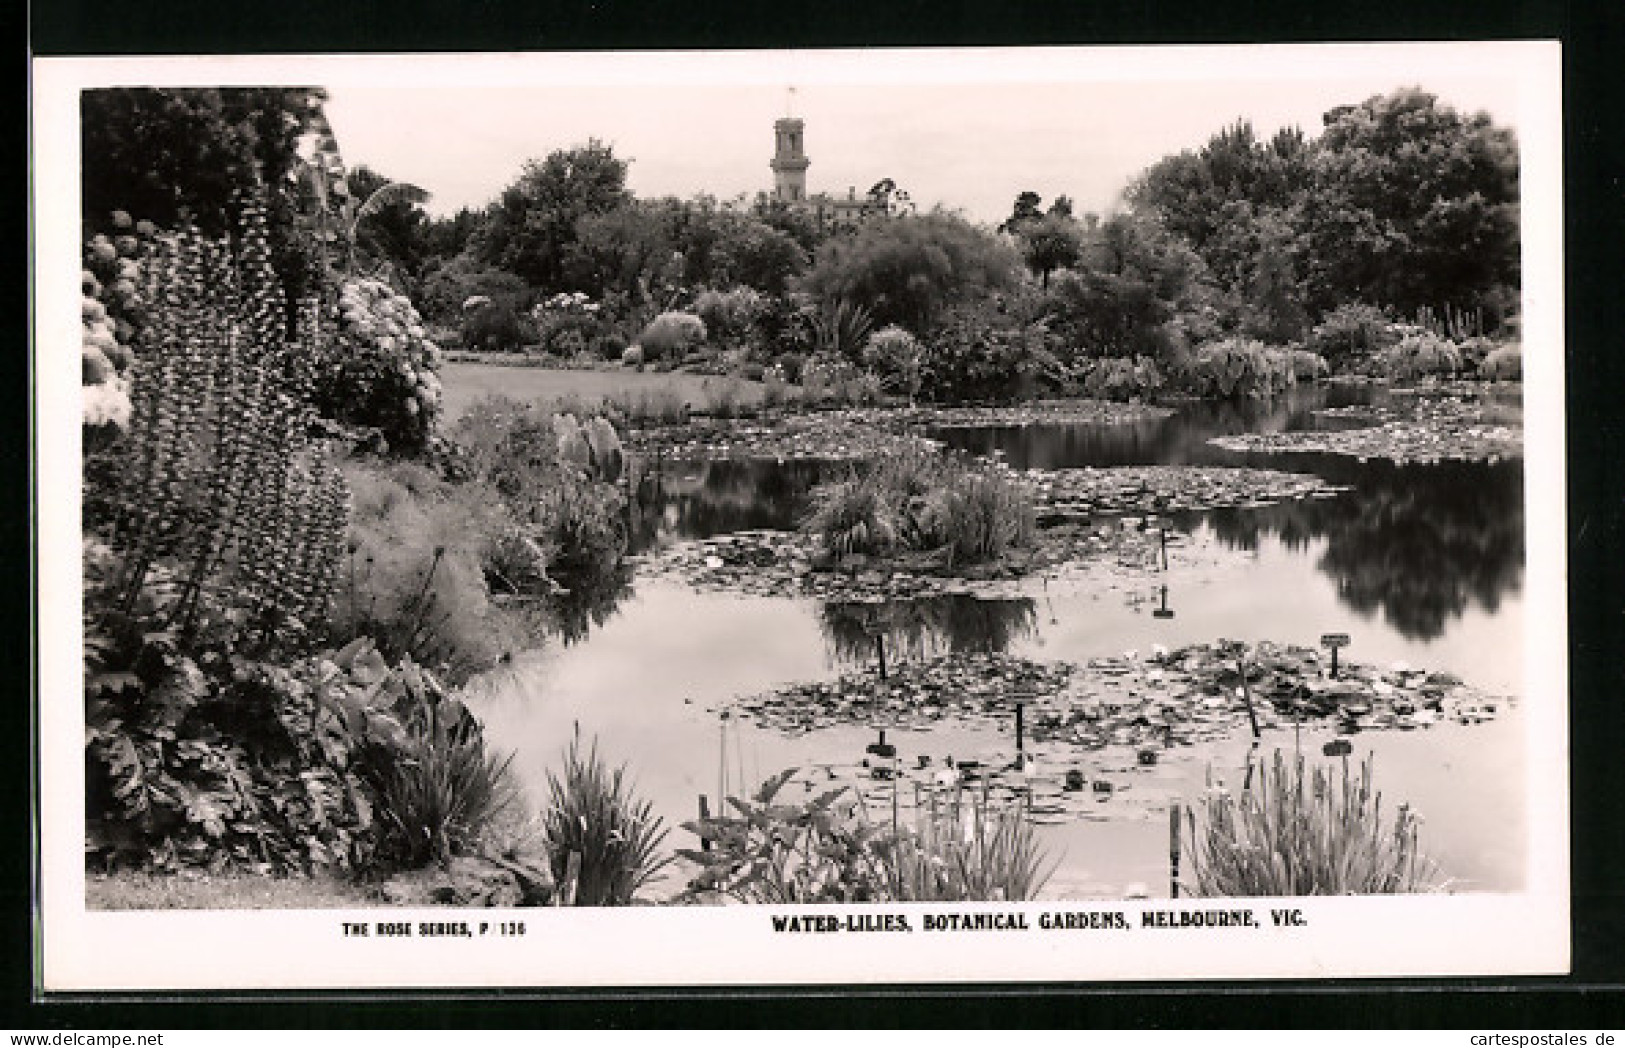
[819,595,1038,668]
[1204,459,1524,640]
[626,457,834,552]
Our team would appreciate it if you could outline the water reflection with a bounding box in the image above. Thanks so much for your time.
[819,595,1039,668]
[626,457,835,553]
[933,384,1382,470]
[1199,458,1524,640]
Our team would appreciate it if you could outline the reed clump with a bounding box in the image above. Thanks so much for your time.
[1181,749,1442,897]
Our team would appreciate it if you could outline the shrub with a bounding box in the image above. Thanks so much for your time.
[459,300,535,354]
[699,376,749,419]
[810,299,875,360]
[880,781,1055,902]
[679,769,892,903]
[917,305,1058,404]
[320,277,445,453]
[692,286,767,351]
[1307,303,1399,370]
[89,208,349,655]
[799,211,1021,333]
[1371,330,1465,382]
[1079,356,1164,401]
[1287,348,1330,381]
[861,325,924,399]
[621,344,645,369]
[1184,338,1297,399]
[603,387,688,426]
[636,311,706,361]
[1480,342,1522,381]
[541,733,670,905]
[1182,750,1441,896]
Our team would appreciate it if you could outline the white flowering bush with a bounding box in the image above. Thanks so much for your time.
[318,278,444,452]
[80,213,153,431]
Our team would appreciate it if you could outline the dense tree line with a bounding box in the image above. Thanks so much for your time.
[80,85,1521,401]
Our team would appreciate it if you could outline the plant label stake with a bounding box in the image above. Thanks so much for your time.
[1015,701,1026,754]
[1169,802,1182,899]
[697,795,712,852]
[875,633,887,681]
[1159,528,1169,571]
[1321,632,1351,678]
[1153,584,1174,619]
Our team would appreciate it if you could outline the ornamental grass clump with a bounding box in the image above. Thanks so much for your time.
[541,732,671,905]
[804,446,1034,566]
[1181,749,1442,897]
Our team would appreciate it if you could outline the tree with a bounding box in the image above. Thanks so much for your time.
[1015,212,1084,288]
[1000,190,1044,233]
[344,165,432,286]
[474,140,632,290]
[798,211,1021,334]
[1042,213,1217,363]
[80,86,332,314]
[1301,88,1519,320]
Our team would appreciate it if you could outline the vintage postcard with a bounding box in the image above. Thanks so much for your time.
[33,42,1566,990]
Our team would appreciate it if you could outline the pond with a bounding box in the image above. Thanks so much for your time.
[464,385,1527,900]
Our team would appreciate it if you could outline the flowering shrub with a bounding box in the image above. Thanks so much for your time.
[531,291,609,358]
[92,206,349,652]
[80,214,155,431]
[861,325,924,399]
[318,278,444,452]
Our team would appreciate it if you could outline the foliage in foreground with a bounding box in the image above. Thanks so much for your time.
[804,445,1035,566]
[1181,749,1442,897]
[541,732,671,905]
[679,768,1054,903]
[347,641,520,869]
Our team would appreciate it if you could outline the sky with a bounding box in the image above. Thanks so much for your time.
[316,45,1541,227]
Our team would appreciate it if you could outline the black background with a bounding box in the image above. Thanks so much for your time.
[20,0,1625,1029]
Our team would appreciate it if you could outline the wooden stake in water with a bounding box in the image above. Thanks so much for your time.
[1169,802,1182,899]
[698,795,712,852]
[1238,652,1261,739]
[1015,702,1026,755]
[875,634,888,681]
[1159,528,1169,571]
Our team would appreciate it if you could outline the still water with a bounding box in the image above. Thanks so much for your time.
[465,386,1528,898]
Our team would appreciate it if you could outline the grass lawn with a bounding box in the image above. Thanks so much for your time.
[86,869,383,910]
[440,361,768,423]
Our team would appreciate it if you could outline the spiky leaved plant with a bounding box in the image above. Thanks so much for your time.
[1181,749,1442,897]
[541,731,670,905]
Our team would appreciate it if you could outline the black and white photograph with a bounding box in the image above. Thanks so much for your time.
[32,43,1568,990]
